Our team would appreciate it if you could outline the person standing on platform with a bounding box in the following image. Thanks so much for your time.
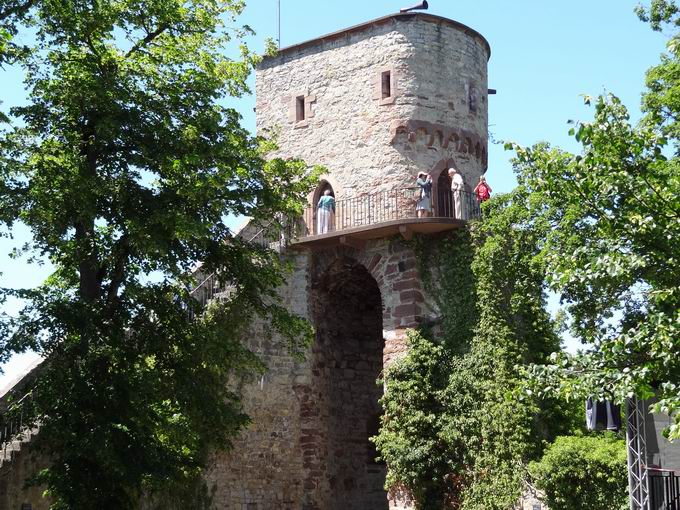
[415,171,433,218]
[474,175,492,203]
[448,167,466,220]
[316,189,336,234]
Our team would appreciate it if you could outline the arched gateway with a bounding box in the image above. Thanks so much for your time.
[307,258,387,509]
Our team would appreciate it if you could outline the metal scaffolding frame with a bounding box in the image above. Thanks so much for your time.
[627,397,650,510]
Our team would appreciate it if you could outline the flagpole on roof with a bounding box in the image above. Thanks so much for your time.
[277,0,281,49]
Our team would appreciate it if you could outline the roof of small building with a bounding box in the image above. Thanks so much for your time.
[262,12,491,63]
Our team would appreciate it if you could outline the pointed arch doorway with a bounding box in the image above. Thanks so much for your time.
[432,159,455,218]
[307,258,388,510]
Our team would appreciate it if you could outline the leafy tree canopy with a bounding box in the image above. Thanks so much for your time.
[375,194,566,509]
[0,0,316,508]
[515,1,680,440]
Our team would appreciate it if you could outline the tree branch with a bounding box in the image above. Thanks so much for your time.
[125,23,170,58]
[0,0,36,22]
[105,234,130,311]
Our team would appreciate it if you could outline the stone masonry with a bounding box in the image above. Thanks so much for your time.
[256,13,489,196]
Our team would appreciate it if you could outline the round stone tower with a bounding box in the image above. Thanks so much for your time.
[205,13,491,510]
[256,12,489,201]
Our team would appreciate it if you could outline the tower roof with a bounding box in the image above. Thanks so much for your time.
[263,12,491,63]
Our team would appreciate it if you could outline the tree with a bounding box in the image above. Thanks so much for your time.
[514,4,680,438]
[0,0,315,508]
[0,0,35,63]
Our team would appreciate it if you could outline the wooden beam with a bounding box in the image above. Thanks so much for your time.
[339,235,366,249]
[399,225,413,241]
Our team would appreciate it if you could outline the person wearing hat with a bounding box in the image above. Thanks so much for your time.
[415,171,433,218]
[448,167,465,220]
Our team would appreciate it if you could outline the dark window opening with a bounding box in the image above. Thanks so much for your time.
[319,182,334,198]
[468,83,478,113]
[295,95,305,122]
[437,170,453,218]
[381,71,391,100]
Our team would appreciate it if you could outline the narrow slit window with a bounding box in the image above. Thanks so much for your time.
[381,71,391,99]
[295,95,305,122]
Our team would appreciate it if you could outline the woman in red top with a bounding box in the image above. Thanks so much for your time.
[473,175,492,202]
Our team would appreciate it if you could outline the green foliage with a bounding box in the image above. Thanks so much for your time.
[513,60,680,440]
[412,230,477,354]
[636,0,680,31]
[0,0,316,508]
[374,330,454,508]
[375,194,562,509]
[529,434,628,510]
[0,0,36,65]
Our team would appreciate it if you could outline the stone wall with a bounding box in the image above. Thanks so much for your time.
[206,236,438,509]
[204,252,311,509]
[0,439,50,510]
[256,13,490,206]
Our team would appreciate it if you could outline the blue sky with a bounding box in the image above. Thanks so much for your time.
[0,0,670,385]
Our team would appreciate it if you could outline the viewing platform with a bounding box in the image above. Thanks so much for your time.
[188,187,481,308]
[289,187,481,250]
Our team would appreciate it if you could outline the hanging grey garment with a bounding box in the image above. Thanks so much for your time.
[586,397,622,431]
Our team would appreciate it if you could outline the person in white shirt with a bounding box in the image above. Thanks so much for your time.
[448,167,466,220]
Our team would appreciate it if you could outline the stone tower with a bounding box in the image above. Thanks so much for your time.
[202,12,491,510]
[255,12,489,204]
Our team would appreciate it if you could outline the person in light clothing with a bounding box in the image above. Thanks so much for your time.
[448,167,466,220]
[316,189,335,234]
[415,171,433,217]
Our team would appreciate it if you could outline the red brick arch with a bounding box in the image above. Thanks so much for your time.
[311,242,426,334]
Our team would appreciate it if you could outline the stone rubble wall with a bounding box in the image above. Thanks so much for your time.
[207,236,442,509]
[256,14,489,205]
[0,438,51,510]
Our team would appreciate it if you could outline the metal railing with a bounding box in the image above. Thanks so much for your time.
[0,391,36,465]
[300,187,482,237]
[187,219,290,318]
[649,467,680,510]
[187,188,483,315]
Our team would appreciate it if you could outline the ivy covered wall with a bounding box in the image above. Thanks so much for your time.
[373,191,599,510]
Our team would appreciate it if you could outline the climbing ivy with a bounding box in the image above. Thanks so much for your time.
[375,190,565,509]
[411,230,477,354]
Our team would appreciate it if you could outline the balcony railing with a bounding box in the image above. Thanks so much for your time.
[299,187,481,237]
[188,188,482,313]
[187,220,284,319]
[649,467,680,510]
[0,391,37,465]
